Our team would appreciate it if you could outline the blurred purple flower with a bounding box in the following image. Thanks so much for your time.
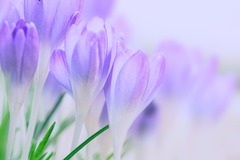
[157,41,236,120]
[24,0,84,47]
[0,1,20,25]
[85,0,115,19]
[104,48,165,160]
[130,102,160,137]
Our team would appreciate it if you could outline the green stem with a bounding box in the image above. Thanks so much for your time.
[64,125,109,160]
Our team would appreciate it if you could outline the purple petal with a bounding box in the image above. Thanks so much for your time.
[114,51,150,108]
[13,28,25,83]
[71,18,107,88]
[50,49,72,92]
[51,0,84,47]
[20,23,39,84]
[104,42,132,103]
[143,53,165,106]
[0,22,16,80]
[24,0,44,36]
[85,0,115,19]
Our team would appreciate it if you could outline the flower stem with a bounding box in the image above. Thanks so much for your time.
[21,87,41,160]
[71,111,83,151]
[6,113,17,160]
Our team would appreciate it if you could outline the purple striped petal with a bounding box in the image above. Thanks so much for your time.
[71,18,107,88]
[20,23,39,84]
[50,49,72,92]
[114,51,150,108]
[0,20,39,85]
[51,0,84,47]
[143,53,165,106]
[24,0,44,36]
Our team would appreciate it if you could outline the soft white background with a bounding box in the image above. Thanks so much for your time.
[112,0,240,75]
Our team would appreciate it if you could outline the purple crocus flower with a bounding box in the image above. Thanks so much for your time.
[104,47,165,160]
[50,17,114,150]
[0,19,39,160]
[0,19,39,104]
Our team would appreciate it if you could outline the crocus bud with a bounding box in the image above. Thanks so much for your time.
[0,19,39,107]
[104,48,165,160]
[0,20,38,84]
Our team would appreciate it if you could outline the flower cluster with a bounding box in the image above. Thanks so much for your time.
[0,0,236,160]
[0,0,165,160]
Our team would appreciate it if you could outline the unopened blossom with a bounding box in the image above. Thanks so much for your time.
[104,47,165,160]
[0,19,39,160]
[0,19,39,110]
[50,17,114,150]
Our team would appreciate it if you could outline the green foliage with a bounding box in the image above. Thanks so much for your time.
[0,112,10,160]
[29,122,56,160]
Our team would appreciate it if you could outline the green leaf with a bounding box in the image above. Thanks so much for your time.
[34,94,65,139]
[29,140,37,160]
[34,122,56,158]
[38,152,47,160]
[106,153,113,160]
[63,125,110,160]
[0,112,10,160]
[47,117,74,146]
[45,152,55,160]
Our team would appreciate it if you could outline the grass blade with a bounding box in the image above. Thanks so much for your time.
[34,122,56,158]
[45,152,55,160]
[63,125,109,160]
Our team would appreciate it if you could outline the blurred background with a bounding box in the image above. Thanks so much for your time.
[111,0,240,79]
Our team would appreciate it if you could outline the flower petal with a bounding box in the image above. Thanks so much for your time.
[20,23,39,84]
[51,0,84,47]
[114,51,150,108]
[50,49,72,92]
[143,53,165,106]
[24,0,44,36]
